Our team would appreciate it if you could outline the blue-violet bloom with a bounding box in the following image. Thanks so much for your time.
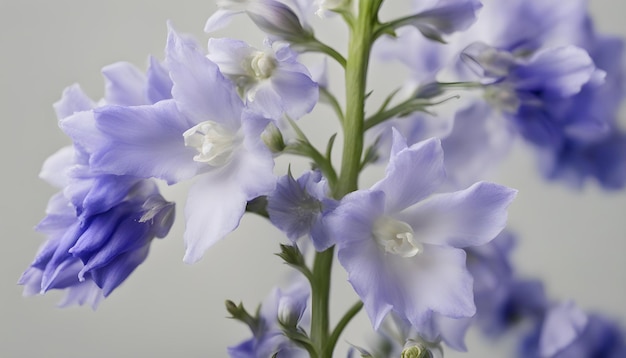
[61,27,276,263]
[327,130,517,346]
[207,38,318,121]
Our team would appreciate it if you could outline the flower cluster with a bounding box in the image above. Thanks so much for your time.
[22,0,625,356]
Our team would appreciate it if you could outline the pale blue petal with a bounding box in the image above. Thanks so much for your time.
[372,132,446,213]
[183,174,248,263]
[39,146,74,189]
[102,62,148,106]
[146,56,173,103]
[53,84,96,119]
[204,8,240,33]
[166,25,243,131]
[90,100,201,184]
[540,301,588,357]
[405,245,475,328]
[397,182,517,248]
[270,67,318,119]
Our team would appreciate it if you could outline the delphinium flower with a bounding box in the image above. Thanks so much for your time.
[519,302,626,358]
[461,42,605,146]
[228,278,310,357]
[458,1,626,190]
[374,0,626,189]
[327,130,517,350]
[62,27,278,263]
[466,232,549,337]
[370,101,515,188]
[20,65,175,307]
[207,38,318,120]
[266,170,337,251]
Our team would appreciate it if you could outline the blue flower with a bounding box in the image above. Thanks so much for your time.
[207,38,318,120]
[20,144,174,308]
[267,170,337,251]
[520,302,626,358]
[20,54,177,307]
[327,130,516,346]
[371,101,515,189]
[62,27,276,263]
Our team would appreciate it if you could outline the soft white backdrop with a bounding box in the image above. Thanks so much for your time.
[1,1,625,357]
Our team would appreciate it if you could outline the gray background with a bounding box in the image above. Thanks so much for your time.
[1,1,625,357]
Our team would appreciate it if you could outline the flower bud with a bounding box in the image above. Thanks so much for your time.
[401,345,429,358]
[246,0,313,42]
[261,122,286,153]
[277,296,301,327]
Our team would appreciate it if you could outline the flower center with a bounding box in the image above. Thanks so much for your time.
[372,216,422,258]
[183,121,239,166]
[250,51,276,79]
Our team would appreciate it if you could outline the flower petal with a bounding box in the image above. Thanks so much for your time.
[372,132,446,213]
[405,245,475,329]
[166,25,243,130]
[102,62,148,106]
[182,174,248,263]
[89,100,201,184]
[397,182,517,248]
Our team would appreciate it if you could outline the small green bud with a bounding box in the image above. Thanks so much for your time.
[225,300,239,316]
[401,344,432,358]
[262,122,286,153]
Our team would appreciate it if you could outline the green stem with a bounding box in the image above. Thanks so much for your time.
[310,2,382,357]
[323,301,364,357]
[333,0,380,198]
[310,246,334,355]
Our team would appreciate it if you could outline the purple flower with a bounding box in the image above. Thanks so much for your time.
[207,38,318,120]
[62,27,276,263]
[371,101,515,188]
[520,303,626,358]
[19,146,174,308]
[536,31,626,189]
[459,43,616,172]
[20,56,176,307]
[327,130,516,346]
[539,130,626,190]
[267,170,336,251]
[229,278,309,358]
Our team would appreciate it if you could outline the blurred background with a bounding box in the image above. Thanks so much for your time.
[1,1,625,357]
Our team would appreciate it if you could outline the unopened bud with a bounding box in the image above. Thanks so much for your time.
[261,122,285,153]
[402,340,435,358]
[225,300,239,316]
[246,0,313,42]
[277,296,300,327]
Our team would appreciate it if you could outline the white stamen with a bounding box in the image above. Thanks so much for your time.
[372,216,423,258]
[250,51,276,79]
[183,121,239,166]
